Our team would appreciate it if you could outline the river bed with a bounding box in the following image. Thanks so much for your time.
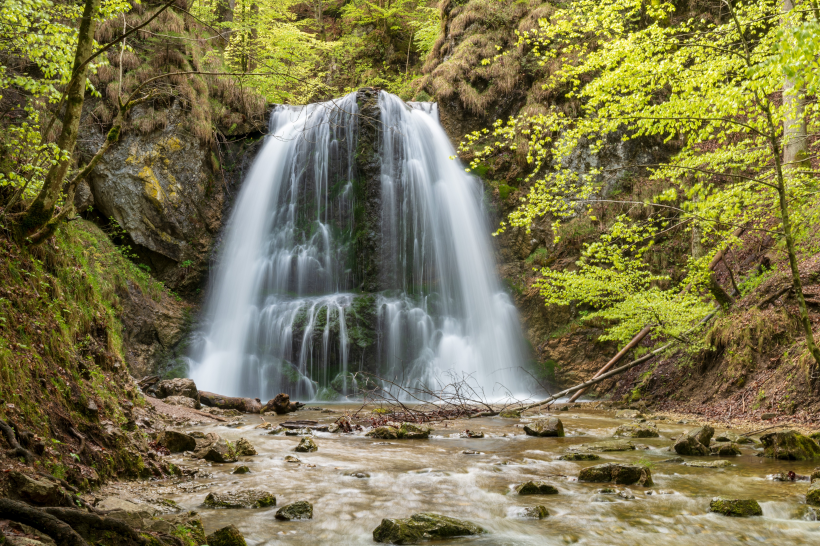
[126,406,820,545]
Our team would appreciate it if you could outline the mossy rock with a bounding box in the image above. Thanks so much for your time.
[206,525,247,546]
[515,481,559,495]
[572,440,635,452]
[367,426,400,439]
[232,465,250,474]
[499,410,521,419]
[275,500,314,520]
[710,443,741,457]
[295,436,318,453]
[398,423,432,439]
[203,490,276,509]
[234,438,257,456]
[373,513,486,544]
[523,417,564,437]
[614,423,659,438]
[684,459,732,468]
[673,426,714,456]
[559,452,600,461]
[760,430,820,460]
[709,497,762,517]
[578,463,653,486]
[522,505,549,519]
[807,481,820,506]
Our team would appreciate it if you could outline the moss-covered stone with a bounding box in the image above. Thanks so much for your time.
[203,490,276,509]
[523,417,564,437]
[275,501,314,520]
[807,482,820,506]
[206,525,248,546]
[232,465,250,474]
[710,443,741,457]
[578,463,653,486]
[614,423,659,438]
[499,410,521,418]
[760,430,820,460]
[572,440,635,452]
[673,426,714,456]
[522,505,549,519]
[515,481,559,495]
[234,438,257,456]
[559,452,601,461]
[709,497,762,517]
[684,460,732,468]
[367,426,400,439]
[295,436,318,453]
[398,423,432,439]
[372,513,486,544]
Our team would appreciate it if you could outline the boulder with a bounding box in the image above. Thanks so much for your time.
[295,436,318,453]
[8,472,66,506]
[199,391,263,413]
[367,426,399,440]
[261,393,304,415]
[614,423,659,438]
[811,467,820,482]
[232,466,250,475]
[162,395,201,410]
[714,432,751,443]
[158,430,196,453]
[203,490,276,509]
[760,430,820,460]
[522,505,549,519]
[373,513,485,544]
[193,439,237,463]
[275,501,314,520]
[206,525,248,546]
[499,410,521,419]
[96,497,157,528]
[673,426,714,456]
[234,437,257,456]
[709,497,762,517]
[156,378,199,402]
[515,481,559,495]
[615,410,643,419]
[578,463,653,486]
[367,423,432,440]
[523,417,565,437]
[559,453,600,461]
[710,443,741,457]
[807,482,820,506]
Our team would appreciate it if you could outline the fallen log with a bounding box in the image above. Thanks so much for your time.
[261,393,304,415]
[199,391,263,413]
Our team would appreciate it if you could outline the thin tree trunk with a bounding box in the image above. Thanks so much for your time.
[783,0,809,170]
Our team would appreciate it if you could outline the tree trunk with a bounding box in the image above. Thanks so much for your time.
[783,0,809,170]
[17,0,101,239]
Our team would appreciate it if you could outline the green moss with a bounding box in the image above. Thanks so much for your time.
[709,497,763,517]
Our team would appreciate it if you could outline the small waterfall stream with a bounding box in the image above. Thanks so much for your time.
[190,91,526,401]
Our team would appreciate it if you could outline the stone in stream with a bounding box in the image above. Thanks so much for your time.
[614,423,659,438]
[710,443,741,457]
[232,465,250,474]
[285,428,313,436]
[267,426,286,435]
[275,501,313,520]
[499,409,521,419]
[571,440,636,452]
[760,430,820,460]
[284,455,301,463]
[234,437,257,456]
[684,460,732,468]
[709,497,763,517]
[203,490,276,509]
[523,417,564,437]
[522,505,549,519]
[807,482,820,506]
[206,525,247,546]
[367,423,432,440]
[615,409,644,419]
[295,436,318,453]
[673,425,714,456]
[460,430,484,438]
[559,453,601,461]
[515,481,559,495]
[158,430,197,453]
[811,467,820,482]
[372,513,486,544]
[195,439,237,463]
[578,463,653,486]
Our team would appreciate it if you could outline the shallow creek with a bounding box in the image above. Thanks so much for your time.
[139,407,820,545]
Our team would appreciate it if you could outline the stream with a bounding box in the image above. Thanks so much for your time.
[127,406,820,545]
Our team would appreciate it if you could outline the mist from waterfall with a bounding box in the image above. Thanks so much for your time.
[189,91,527,401]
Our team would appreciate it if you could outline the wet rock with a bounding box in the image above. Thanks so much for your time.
[460,430,484,439]
[203,490,276,509]
[713,432,749,443]
[499,410,521,418]
[158,430,196,453]
[559,452,600,461]
[522,505,549,519]
[284,455,302,463]
[275,500,313,520]
[618,489,635,500]
[194,438,237,463]
[673,426,714,456]
[709,497,762,517]
[97,497,156,528]
[372,513,485,544]
[348,472,370,478]
[710,443,741,457]
[614,423,659,438]
[163,395,201,410]
[684,460,732,468]
[262,393,304,414]
[8,472,65,506]
[267,426,286,435]
[516,481,559,495]
[367,426,400,440]
[661,457,684,463]
[462,450,480,455]
[295,436,318,453]
[573,440,636,452]
[811,467,820,482]
[207,525,248,546]
[232,465,251,474]
[155,378,199,401]
[367,423,432,440]
[285,428,313,436]
[234,437,257,456]
[523,417,565,437]
[807,482,820,506]
[760,430,820,460]
[615,409,643,419]
[578,463,653,486]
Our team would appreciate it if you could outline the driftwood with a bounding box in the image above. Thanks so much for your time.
[0,498,88,546]
[199,391,263,413]
[261,393,304,414]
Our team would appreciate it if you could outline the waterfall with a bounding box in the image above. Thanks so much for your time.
[189,91,527,401]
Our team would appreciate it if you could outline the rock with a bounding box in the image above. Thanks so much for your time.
[163,395,201,410]
[761,413,777,420]
[578,463,653,486]
[295,436,318,453]
[285,428,313,436]
[367,423,432,440]
[367,426,399,440]
[275,501,313,520]
[523,417,565,437]
[284,455,302,463]
[618,489,635,500]
[811,467,820,482]
[206,525,248,546]
[96,497,156,528]
[199,391,263,413]
[8,472,65,506]
[572,440,636,452]
[522,505,549,519]
[684,460,732,468]
[807,482,820,506]
[760,430,820,460]
[158,430,196,453]
[460,430,484,439]
[262,393,304,414]
[516,481,559,495]
[194,438,237,463]
[614,423,659,438]
[709,497,763,517]
[499,410,521,418]
[349,472,371,478]
[673,426,714,456]
[462,450,480,455]
[203,490,276,509]
[156,378,199,402]
[234,437,257,456]
[232,466,250,474]
[559,452,601,461]
[661,457,684,463]
[615,409,643,419]
[710,443,741,457]
[372,513,485,544]
[267,426,286,435]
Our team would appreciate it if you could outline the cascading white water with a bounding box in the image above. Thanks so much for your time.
[189,91,527,400]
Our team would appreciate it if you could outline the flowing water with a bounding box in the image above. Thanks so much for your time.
[132,408,820,545]
[189,92,527,401]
